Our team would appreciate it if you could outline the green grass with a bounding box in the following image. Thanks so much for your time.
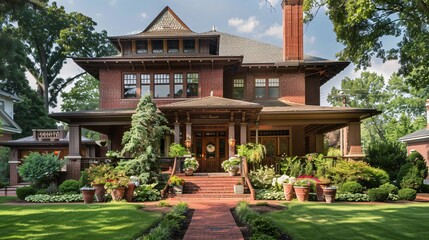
[0,196,17,204]
[0,204,162,240]
[267,202,429,240]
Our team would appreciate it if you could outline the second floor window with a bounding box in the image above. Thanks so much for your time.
[152,40,164,53]
[124,74,137,98]
[174,74,184,98]
[184,39,195,53]
[233,79,244,99]
[187,73,199,97]
[141,74,150,96]
[168,40,179,53]
[268,78,279,98]
[136,40,148,54]
[154,74,170,98]
[255,78,279,99]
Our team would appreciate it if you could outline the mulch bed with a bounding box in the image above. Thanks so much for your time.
[230,203,292,240]
[172,208,194,240]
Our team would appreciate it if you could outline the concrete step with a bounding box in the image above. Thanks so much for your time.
[173,193,251,200]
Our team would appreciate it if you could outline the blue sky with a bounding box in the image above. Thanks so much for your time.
[49,0,398,110]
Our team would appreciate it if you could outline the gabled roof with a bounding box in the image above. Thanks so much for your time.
[399,128,429,143]
[0,109,22,134]
[0,89,21,102]
[158,96,263,110]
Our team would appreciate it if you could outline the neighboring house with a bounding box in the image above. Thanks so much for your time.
[49,2,378,180]
[0,89,22,141]
[399,99,429,178]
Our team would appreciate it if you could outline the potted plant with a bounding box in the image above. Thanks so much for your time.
[125,176,140,202]
[323,186,337,203]
[315,177,331,201]
[293,178,315,202]
[80,186,96,204]
[168,175,185,194]
[234,181,244,194]
[104,168,129,201]
[86,164,113,202]
[221,157,241,176]
[236,143,266,167]
[183,157,199,176]
[279,175,296,201]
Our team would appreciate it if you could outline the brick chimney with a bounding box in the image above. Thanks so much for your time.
[426,99,429,129]
[282,0,304,61]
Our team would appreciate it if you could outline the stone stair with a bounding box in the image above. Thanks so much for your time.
[171,173,251,200]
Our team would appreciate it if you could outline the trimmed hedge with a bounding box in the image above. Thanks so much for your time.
[340,181,364,194]
[59,180,80,194]
[398,188,417,201]
[16,186,36,200]
[368,188,389,202]
[379,183,398,194]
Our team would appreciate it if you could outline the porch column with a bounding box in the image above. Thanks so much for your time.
[65,124,82,180]
[240,123,247,144]
[315,134,324,153]
[229,122,235,158]
[174,123,180,144]
[8,148,19,185]
[164,135,171,157]
[348,122,363,156]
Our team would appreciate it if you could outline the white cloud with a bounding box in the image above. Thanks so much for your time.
[141,12,148,19]
[108,0,117,6]
[228,16,260,33]
[258,0,280,8]
[262,23,283,39]
[360,59,400,81]
[304,34,316,45]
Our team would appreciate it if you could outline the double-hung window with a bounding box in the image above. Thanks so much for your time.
[141,74,151,96]
[174,74,184,98]
[123,74,137,98]
[233,79,244,99]
[255,78,279,99]
[154,74,170,98]
[186,73,199,97]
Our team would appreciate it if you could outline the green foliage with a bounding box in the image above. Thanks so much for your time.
[18,152,65,187]
[103,168,129,191]
[86,164,113,185]
[368,188,389,202]
[183,157,199,171]
[379,183,398,194]
[168,143,187,157]
[340,181,364,194]
[25,194,83,203]
[398,188,417,201]
[221,157,241,172]
[0,147,9,182]
[78,171,90,188]
[135,184,161,202]
[397,163,424,190]
[407,151,428,179]
[251,233,276,240]
[120,95,171,183]
[249,166,276,189]
[16,186,36,200]
[364,141,407,180]
[46,182,59,195]
[156,201,172,207]
[58,180,80,194]
[335,193,370,202]
[168,176,184,187]
[255,189,285,200]
[280,155,301,177]
[61,74,99,111]
[236,143,266,164]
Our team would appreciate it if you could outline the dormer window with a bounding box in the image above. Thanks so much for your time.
[168,40,179,53]
[152,40,164,53]
[136,40,148,54]
[183,39,195,53]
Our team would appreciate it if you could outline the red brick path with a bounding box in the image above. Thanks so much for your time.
[183,201,244,240]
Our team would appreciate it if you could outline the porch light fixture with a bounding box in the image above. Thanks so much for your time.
[185,139,192,149]
[228,138,236,148]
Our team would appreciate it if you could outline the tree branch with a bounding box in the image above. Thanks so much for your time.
[49,72,86,104]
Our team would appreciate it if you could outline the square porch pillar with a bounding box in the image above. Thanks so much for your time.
[65,124,82,180]
[174,122,180,144]
[240,122,247,145]
[347,122,364,157]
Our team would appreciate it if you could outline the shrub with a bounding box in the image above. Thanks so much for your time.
[397,163,424,190]
[135,184,161,202]
[251,233,276,240]
[364,141,407,180]
[407,151,428,179]
[398,188,417,201]
[368,188,389,202]
[78,171,90,188]
[0,182,7,189]
[0,147,10,183]
[250,217,281,238]
[18,152,66,187]
[340,181,363,194]
[16,186,36,200]
[25,194,83,203]
[335,193,369,202]
[59,180,80,194]
[249,166,276,189]
[379,183,398,194]
[46,182,59,195]
[255,189,285,200]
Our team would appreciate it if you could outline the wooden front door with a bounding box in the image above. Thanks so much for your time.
[194,130,227,172]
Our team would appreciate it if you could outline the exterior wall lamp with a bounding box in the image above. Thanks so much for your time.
[228,138,236,148]
[184,139,192,149]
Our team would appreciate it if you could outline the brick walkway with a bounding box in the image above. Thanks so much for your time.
[183,201,244,240]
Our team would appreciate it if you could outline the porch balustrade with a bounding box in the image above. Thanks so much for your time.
[33,129,66,141]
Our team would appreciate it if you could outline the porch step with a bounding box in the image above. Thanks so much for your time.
[173,193,251,200]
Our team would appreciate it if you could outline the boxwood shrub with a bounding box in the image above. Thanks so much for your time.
[379,183,398,194]
[368,188,389,202]
[16,186,36,200]
[340,181,364,194]
[59,180,80,194]
[398,188,417,201]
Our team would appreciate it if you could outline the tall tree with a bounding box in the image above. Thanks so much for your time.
[10,2,116,111]
[61,74,99,112]
[304,0,429,89]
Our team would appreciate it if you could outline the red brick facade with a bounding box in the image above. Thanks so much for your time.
[282,1,303,61]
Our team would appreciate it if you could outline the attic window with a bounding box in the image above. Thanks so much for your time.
[152,40,164,53]
[136,40,148,54]
[183,39,195,53]
[168,40,179,53]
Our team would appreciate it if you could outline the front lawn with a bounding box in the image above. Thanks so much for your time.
[0,196,17,204]
[0,204,162,240]
[267,202,429,240]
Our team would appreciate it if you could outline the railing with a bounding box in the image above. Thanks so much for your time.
[2,186,18,196]
[242,157,256,200]
[33,129,66,141]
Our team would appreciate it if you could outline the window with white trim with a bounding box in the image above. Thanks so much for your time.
[154,74,170,98]
[123,74,137,98]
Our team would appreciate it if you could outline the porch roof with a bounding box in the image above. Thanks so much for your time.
[158,96,263,111]
[399,128,429,143]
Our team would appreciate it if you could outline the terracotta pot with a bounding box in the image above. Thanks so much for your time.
[93,183,106,202]
[323,188,337,203]
[110,187,125,201]
[125,183,135,202]
[283,183,295,201]
[316,182,330,201]
[81,189,95,204]
[228,168,238,176]
[184,169,194,176]
[294,186,310,202]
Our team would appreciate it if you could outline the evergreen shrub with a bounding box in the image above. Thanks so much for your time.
[398,188,417,201]
[16,186,36,200]
[340,181,364,193]
[368,188,389,202]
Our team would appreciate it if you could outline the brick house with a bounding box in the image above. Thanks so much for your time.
[0,89,22,141]
[45,2,378,180]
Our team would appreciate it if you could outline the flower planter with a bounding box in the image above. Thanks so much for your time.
[234,184,244,194]
[184,169,194,176]
[283,183,295,201]
[125,183,135,202]
[228,168,238,176]
[316,182,330,201]
[110,187,125,201]
[93,183,106,202]
[81,189,95,204]
[173,185,183,194]
[293,186,310,202]
[323,188,337,203]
